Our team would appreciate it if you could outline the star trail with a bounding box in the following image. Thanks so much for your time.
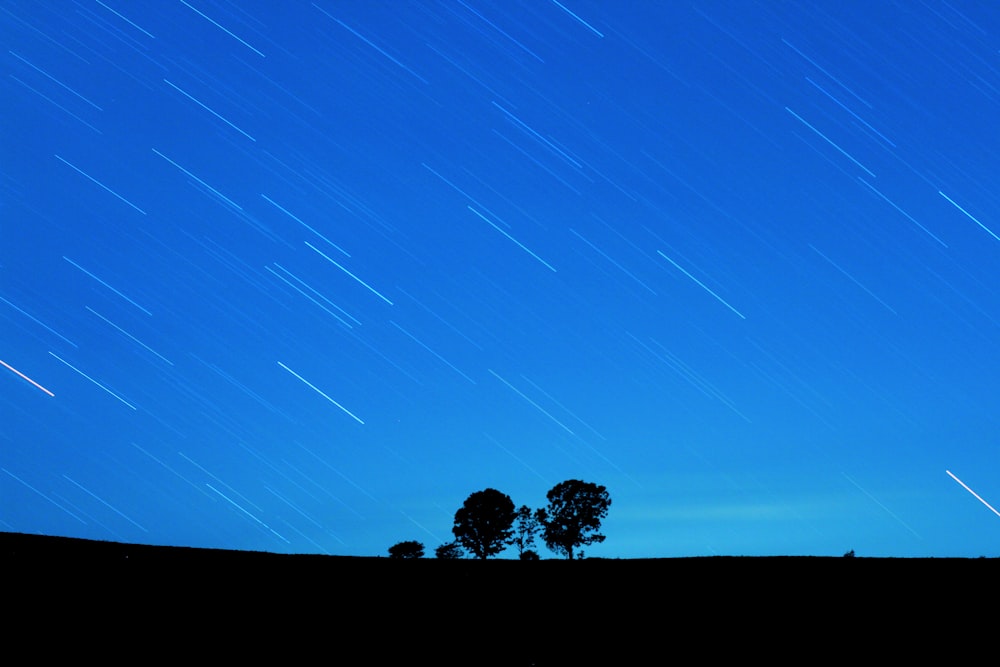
[3,1,999,558]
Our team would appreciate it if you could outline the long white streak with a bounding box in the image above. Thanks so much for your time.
[206,483,290,544]
[488,369,575,436]
[313,5,427,84]
[467,206,557,272]
[62,256,152,315]
[54,155,146,214]
[398,510,444,543]
[178,452,262,511]
[179,0,265,57]
[9,75,103,134]
[806,77,895,147]
[163,79,256,141]
[785,107,876,178]
[271,263,361,324]
[265,265,354,328]
[947,470,1000,518]
[305,241,393,305]
[782,39,872,109]
[261,194,350,256]
[8,51,103,109]
[809,245,897,315]
[152,148,243,211]
[390,320,476,384]
[550,0,604,37]
[656,251,746,319]
[0,295,79,347]
[483,433,550,484]
[0,358,55,396]
[95,0,156,38]
[63,474,148,532]
[520,374,607,440]
[842,473,921,538]
[85,306,174,365]
[570,228,657,295]
[939,191,1000,242]
[3,468,87,524]
[859,179,947,247]
[48,352,137,410]
[491,101,582,169]
[456,0,545,62]
[278,361,365,425]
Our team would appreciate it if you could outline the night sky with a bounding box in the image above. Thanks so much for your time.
[3,1,999,559]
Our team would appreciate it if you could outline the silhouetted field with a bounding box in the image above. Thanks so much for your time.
[3,531,992,664]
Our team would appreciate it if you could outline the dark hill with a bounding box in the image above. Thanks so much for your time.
[3,531,992,664]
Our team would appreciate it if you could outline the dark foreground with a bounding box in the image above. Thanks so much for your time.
[4,532,994,664]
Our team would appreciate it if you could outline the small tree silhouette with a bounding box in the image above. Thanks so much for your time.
[509,505,541,558]
[843,549,855,558]
[388,540,425,559]
[435,541,464,559]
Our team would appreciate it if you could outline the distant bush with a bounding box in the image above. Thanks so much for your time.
[435,541,464,559]
[843,549,855,558]
[388,540,425,559]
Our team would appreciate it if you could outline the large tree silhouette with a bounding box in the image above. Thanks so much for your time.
[452,488,516,559]
[538,479,610,560]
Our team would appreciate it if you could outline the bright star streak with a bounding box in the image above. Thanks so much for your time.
[277,361,365,425]
[657,251,746,319]
[488,369,575,436]
[550,0,604,37]
[0,358,55,396]
[206,484,290,544]
[785,107,876,178]
[163,79,256,141]
[467,206,557,272]
[305,241,393,305]
[261,194,350,256]
[63,256,153,316]
[939,191,1000,242]
[85,306,174,366]
[63,474,148,532]
[54,155,147,215]
[48,352,136,410]
[179,0,265,57]
[946,470,1000,518]
[3,468,86,523]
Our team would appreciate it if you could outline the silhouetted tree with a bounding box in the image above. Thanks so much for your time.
[843,549,855,558]
[388,540,424,559]
[509,504,541,558]
[452,488,516,559]
[435,541,465,559]
[538,479,611,560]
[520,549,540,561]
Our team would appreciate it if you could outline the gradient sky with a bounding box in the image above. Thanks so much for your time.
[3,1,999,558]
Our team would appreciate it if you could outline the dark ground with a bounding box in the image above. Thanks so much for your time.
[3,531,994,664]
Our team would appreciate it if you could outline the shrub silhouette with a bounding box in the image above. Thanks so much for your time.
[388,540,425,559]
[435,541,464,559]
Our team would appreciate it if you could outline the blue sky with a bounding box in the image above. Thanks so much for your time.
[3,1,999,558]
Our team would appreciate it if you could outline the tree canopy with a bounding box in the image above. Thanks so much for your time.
[452,488,516,559]
[538,479,611,560]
